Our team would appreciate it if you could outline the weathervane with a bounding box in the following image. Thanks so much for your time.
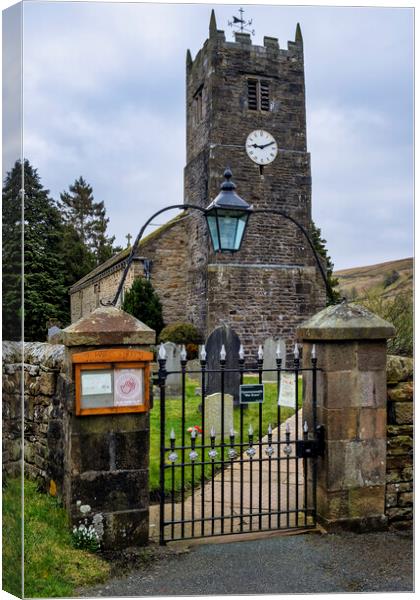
[228,7,255,36]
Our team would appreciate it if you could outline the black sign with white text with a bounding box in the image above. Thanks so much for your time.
[239,383,264,404]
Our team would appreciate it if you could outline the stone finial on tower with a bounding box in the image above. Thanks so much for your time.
[186,49,192,69]
[209,9,217,38]
[295,22,303,44]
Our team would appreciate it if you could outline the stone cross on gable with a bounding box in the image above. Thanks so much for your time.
[126,233,132,248]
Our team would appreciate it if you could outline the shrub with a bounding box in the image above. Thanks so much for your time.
[383,269,400,288]
[122,277,164,335]
[358,290,413,357]
[159,322,202,345]
[159,322,203,358]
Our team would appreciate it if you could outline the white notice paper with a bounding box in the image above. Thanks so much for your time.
[278,372,296,408]
[81,371,112,396]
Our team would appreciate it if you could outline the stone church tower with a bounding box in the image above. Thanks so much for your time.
[183,12,325,349]
[70,11,326,353]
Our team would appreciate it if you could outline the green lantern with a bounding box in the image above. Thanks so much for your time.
[205,169,253,252]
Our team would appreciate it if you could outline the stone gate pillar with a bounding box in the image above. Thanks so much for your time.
[61,306,155,549]
[297,301,395,532]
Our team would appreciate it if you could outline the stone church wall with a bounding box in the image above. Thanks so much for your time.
[70,257,144,322]
[207,264,324,357]
[183,28,326,347]
[70,216,189,328]
[138,216,190,328]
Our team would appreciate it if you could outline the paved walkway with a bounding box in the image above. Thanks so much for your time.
[150,410,311,542]
[81,530,413,596]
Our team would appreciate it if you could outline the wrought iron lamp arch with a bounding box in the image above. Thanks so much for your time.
[105,169,333,307]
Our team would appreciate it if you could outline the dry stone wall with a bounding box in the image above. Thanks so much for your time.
[2,341,67,496]
[385,355,413,528]
[2,334,414,534]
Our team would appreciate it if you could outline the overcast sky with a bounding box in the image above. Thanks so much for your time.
[3,1,414,270]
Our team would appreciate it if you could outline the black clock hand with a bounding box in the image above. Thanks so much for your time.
[250,143,268,150]
[260,141,275,149]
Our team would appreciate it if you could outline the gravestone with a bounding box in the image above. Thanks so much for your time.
[262,337,286,382]
[162,342,182,396]
[47,325,62,344]
[186,358,201,382]
[204,393,234,438]
[206,325,241,404]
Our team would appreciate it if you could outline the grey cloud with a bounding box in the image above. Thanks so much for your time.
[10,3,413,270]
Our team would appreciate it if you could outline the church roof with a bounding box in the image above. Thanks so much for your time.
[69,211,187,294]
[70,246,131,293]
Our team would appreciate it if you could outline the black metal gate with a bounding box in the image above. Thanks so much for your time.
[157,344,323,544]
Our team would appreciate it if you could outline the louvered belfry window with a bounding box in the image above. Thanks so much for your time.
[247,79,258,110]
[260,80,270,111]
[247,79,270,112]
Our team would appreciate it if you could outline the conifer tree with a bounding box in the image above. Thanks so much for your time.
[59,177,117,266]
[310,220,340,305]
[60,223,96,315]
[90,200,118,264]
[2,161,23,340]
[3,160,68,341]
[122,277,165,335]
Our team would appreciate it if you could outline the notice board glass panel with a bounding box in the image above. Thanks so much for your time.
[81,369,114,409]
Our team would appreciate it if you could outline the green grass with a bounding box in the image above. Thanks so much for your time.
[2,477,22,597]
[150,375,302,494]
[2,478,110,598]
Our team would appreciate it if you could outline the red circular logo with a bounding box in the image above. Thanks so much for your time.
[116,372,140,400]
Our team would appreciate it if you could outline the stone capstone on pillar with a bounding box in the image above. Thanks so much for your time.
[62,305,155,347]
[297,301,395,532]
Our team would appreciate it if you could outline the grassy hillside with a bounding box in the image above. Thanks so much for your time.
[334,257,413,301]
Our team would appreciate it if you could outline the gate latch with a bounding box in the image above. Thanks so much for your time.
[296,425,325,458]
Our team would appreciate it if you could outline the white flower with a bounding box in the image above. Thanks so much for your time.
[76,500,81,507]
[80,504,91,515]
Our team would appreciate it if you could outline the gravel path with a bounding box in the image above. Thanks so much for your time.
[81,530,413,596]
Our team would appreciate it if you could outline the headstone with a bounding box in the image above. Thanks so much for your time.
[47,325,63,344]
[186,358,201,382]
[204,393,234,438]
[205,325,241,404]
[262,337,286,382]
[162,342,182,396]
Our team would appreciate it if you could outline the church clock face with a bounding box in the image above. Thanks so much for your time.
[245,130,278,165]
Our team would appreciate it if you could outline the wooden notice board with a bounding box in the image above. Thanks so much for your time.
[73,349,153,416]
